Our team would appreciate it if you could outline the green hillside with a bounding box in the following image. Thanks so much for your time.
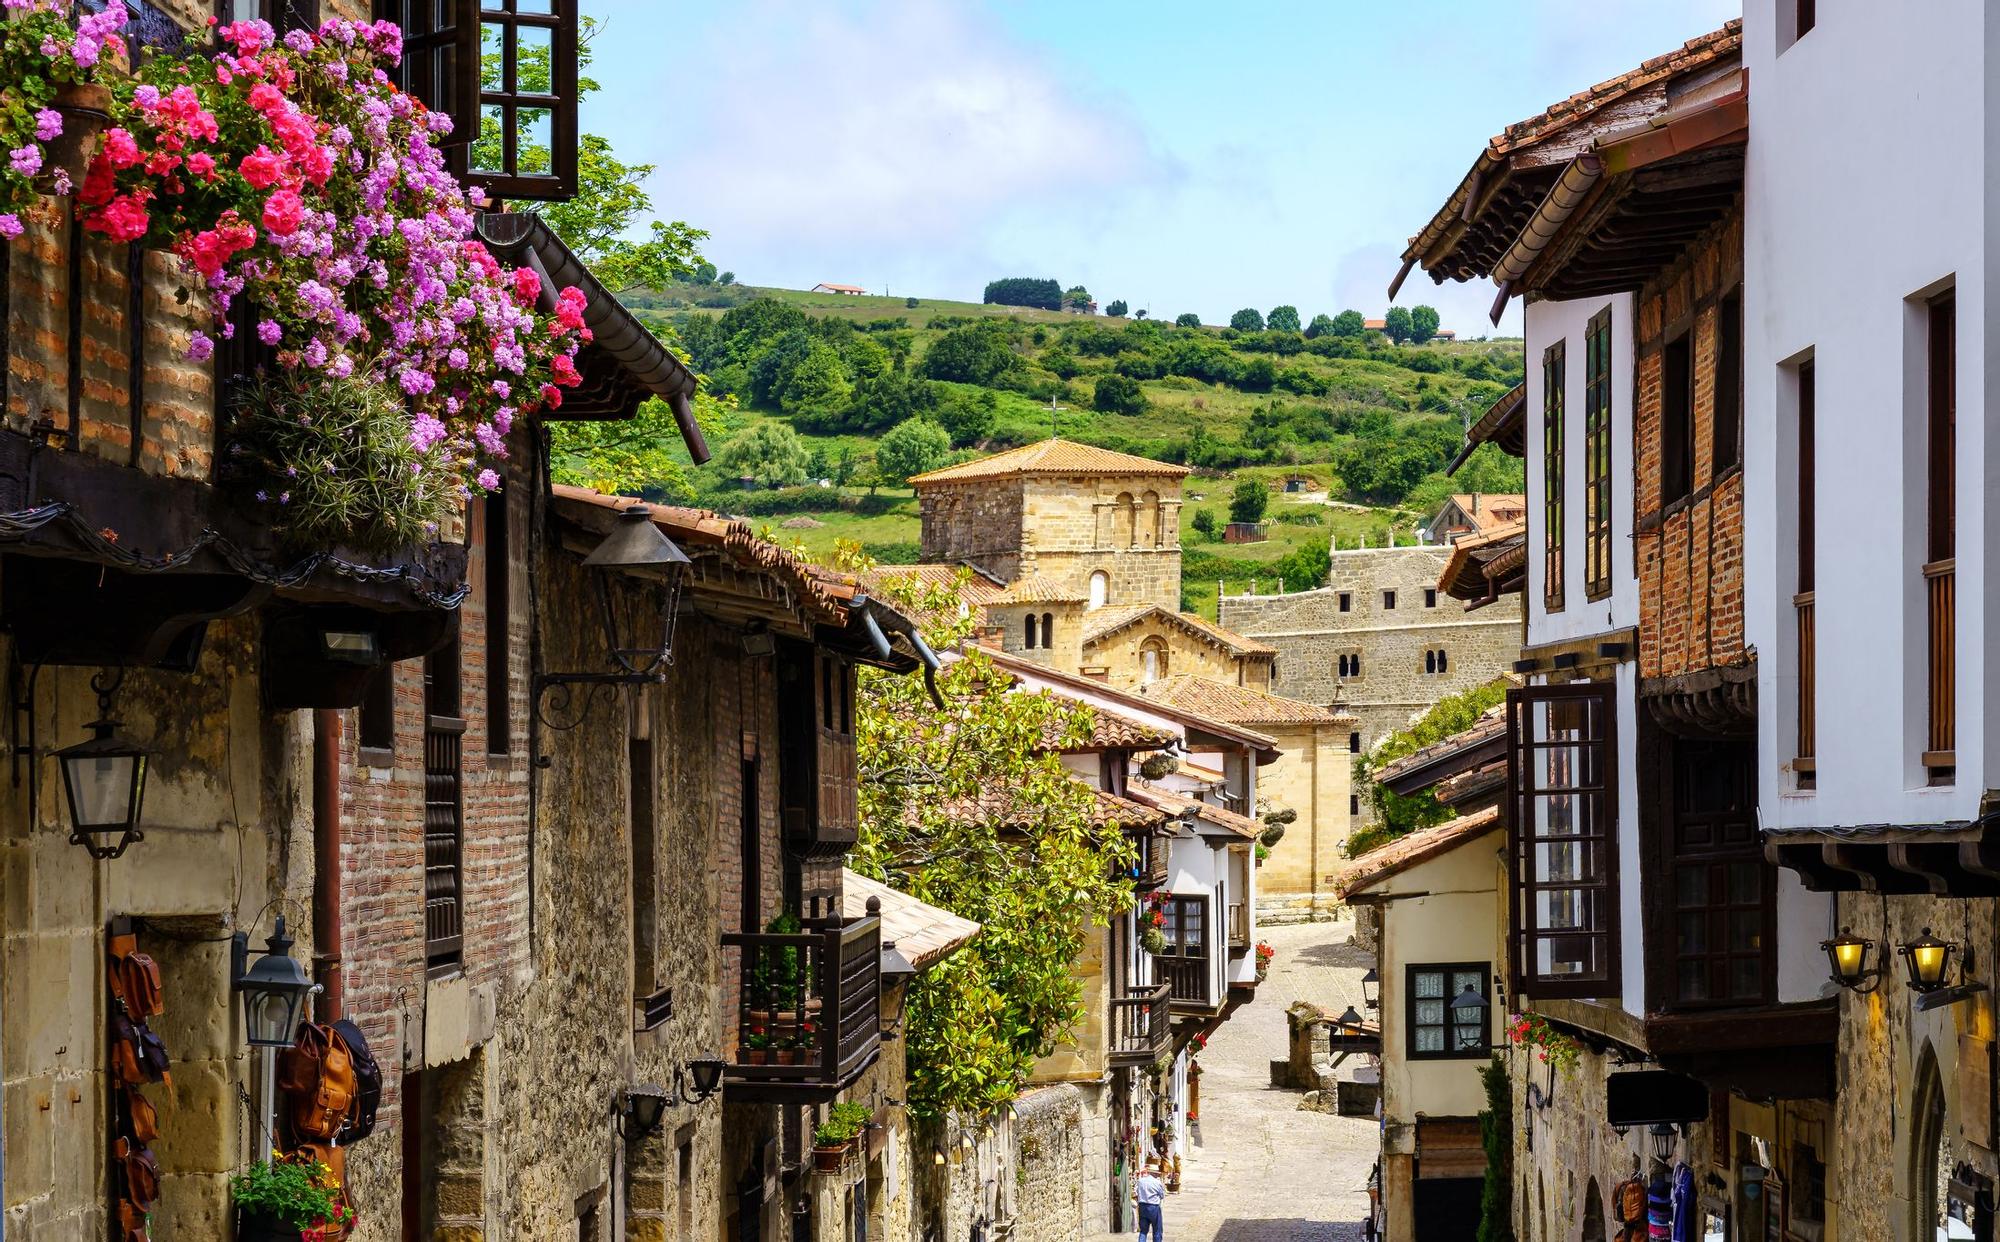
[618,282,1526,617]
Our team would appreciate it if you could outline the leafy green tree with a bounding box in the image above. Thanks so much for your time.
[1410,304,1441,345]
[1093,374,1146,416]
[1175,313,1202,328]
[721,298,812,352]
[848,566,1138,1120]
[1383,306,1414,344]
[1041,347,1081,381]
[983,277,1062,310]
[718,422,811,488]
[833,446,858,486]
[1353,679,1511,853]
[920,324,1019,385]
[1062,285,1094,312]
[1477,1056,1515,1242]
[1228,478,1269,525]
[905,296,921,309]
[1331,309,1367,337]
[1230,307,1265,333]
[691,261,717,285]
[718,270,735,286]
[1189,508,1220,541]
[1266,305,1301,333]
[1303,313,1336,339]
[1235,356,1277,392]
[1105,299,1129,317]
[875,418,953,483]
[1134,309,1149,320]
[936,389,998,447]
[837,371,937,434]
[778,343,852,420]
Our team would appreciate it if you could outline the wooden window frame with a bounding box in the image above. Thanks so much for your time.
[357,661,396,767]
[1713,291,1743,475]
[1794,359,1816,784]
[629,730,658,998]
[1650,737,1774,1011]
[1660,330,1695,506]
[1542,341,1566,612]
[423,643,466,978]
[215,0,319,32]
[1405,963,1491,1061]
[1506,682,1618,1000]
[1583,309,1613,600]
[1925,291,1957,782]
[373,0,480,148]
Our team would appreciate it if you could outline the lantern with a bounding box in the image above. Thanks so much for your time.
[231,917,317,1049]
[1450,983,1489,1050]
[878,941,917,1039]
[1649,1123,1679,1162]
[1820,928,1880,992]
[1361,967,1379,1010]
[57,712,148,861]
[1899,928,1958,993]
[682,1057,726,1103]
[1336,1005,1365,1030]
[583,504,691,676]
[622,1085,671,1140]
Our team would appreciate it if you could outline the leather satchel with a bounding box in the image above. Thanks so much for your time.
[280,1024,357,1141]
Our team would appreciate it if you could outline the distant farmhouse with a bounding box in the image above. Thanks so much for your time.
[1420,492,1526,546]
[811,282,868,295]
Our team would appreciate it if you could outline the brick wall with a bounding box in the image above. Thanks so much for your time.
[1632,208,1747,682]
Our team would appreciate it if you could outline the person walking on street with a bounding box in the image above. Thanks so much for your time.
[1135,1160,1167,1242]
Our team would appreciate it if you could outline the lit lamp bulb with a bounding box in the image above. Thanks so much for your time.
[1821,927,1878,992]
[1899,928,1957,994]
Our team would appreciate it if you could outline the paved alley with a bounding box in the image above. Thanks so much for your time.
[1132,918,1378,1242]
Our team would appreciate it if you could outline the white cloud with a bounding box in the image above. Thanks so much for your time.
[659,0,1168,259]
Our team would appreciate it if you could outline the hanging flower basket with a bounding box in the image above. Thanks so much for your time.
[1140,926,1168,956]
[812,1142,850,1174]
[39,81,112,192]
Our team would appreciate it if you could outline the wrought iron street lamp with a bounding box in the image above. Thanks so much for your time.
[879,941,916,1039]
[1650,1123,1679,1163]
[1821,927,1882,992]
[1450,983,1489,1051]
[621,1085,671,1141]
[231,916,316,1049]
[57,671,149,861]
[1335,1005,1365,1030]
[1361,967,1379,1010]
[535,504,694,731]
[1900,928,1958,993]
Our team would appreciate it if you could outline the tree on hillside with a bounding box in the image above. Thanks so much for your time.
[718,422,811,488]
[920,324,1019,385]
[1230,307,1266,333]
[1410,305,1441,345]
[1062,286,1095,312]
[779,343,853,421]
[1175,313,1202,328]
[718,270,735,286]
[691,261,717,284]
[983,277,1063,310]
[876,418,953,483]
[1383,306,1415,344]
[1093,374,1146,416]
[1304,313,1336,339]
[935,388,998,447]
[1105,299,1129,317]
[1134,309,1149,320]
[1189,508,1220,541]
[1332,309,1366,337]
[839,371,938,434]
[1041,346,1081,381]
[1228,478,1269,525]
[1267,305,1302,333]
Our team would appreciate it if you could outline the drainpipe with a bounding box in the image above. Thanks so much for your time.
[312,707,344,1022]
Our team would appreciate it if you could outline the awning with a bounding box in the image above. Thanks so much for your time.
[473,213,709,462]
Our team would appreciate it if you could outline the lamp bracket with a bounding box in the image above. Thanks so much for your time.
[71,827,141,860]
[1915,981,1989,1013]
[531,672,665,733]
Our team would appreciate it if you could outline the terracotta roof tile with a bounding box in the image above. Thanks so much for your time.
[994,576,1088,604]
[1126,782,1263,840]
[841,870,981,969]
[1370,708,1507,787]
[1029,693,1177,753]
[909,437,1190,486]
[1335,806,1503,898]
[1081,605,1278,657]
[861,562,1007,607]
[934,781,1169,833]
[1137,675,1349,728]
[1439,522,1528,603]
[976,648,1283,755]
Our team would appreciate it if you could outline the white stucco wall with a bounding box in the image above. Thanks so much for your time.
[1744,1,1990,830]
[1523,293,1639,645]
[1167,830,1232,1004]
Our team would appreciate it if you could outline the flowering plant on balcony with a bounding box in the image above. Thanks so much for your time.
[0,1,127,237]
[23,14,590,505]
[1506,1012,1582,1075]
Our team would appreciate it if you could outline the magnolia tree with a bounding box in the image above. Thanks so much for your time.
[844,553,1138,1120]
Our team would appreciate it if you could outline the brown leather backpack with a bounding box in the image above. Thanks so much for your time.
[109,953,163,1022]
[279,1023,356,1142]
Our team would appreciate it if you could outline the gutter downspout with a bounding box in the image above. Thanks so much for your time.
[311,708,344,1021]
[1487,153,1604,324]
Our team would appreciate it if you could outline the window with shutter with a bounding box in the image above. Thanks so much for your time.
[423,642,465,976]
[1507,682,1617,998]
[778,641,857,855]
[216,0,321,32]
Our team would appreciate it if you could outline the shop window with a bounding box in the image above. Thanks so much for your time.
[1507,683,1617,998]
[1406,964,1488,1059]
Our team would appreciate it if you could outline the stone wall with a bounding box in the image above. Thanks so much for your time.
[1013,1082,1091,1242]
[1252,721,1352,921]
[1080,611,1267,693]
[918,479,1025,584]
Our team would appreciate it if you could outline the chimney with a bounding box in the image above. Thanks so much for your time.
[1472,492,1480,514]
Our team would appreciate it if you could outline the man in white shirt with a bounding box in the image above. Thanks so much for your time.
[1134,1161,1167,1241]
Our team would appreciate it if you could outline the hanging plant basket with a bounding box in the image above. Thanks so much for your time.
[1141,926,1168,956]
[38,81,112,193]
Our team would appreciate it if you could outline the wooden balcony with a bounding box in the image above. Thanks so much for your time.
[1793,592,1815,789]
[1158,956,1214,1011]
[1926,559,1955,783]
[1108,982,1173,1066]
[721,913,881,1101]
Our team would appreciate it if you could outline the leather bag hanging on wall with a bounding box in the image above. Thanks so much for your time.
[278,1023,357,1143]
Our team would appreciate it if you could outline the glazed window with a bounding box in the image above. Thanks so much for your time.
[1660,331,1694,505]
[1542,341,1565,611]
[1712,292,1743,474]
[1507,683,1617,998]
[1407,964,1489,1059]
[1583,309,1613,599]
[1667,740,1770,1007]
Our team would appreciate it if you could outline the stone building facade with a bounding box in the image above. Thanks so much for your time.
[1219,545,1523,756]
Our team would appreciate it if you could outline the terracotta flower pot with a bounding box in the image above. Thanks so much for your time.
[813,1143,849,1173]
[774,1049,797,1066]
[38,82,112,194]
[744,1049,768,1066]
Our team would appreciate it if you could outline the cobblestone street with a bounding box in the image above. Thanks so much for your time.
[1121,918,1378,1242]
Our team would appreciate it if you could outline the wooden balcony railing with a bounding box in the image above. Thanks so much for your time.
[1794,592,1815,789]
[1108,982,1172,1066]
[1926,560,1955,782]
[1227,902,1250,951]
[721,911,881,1100]
[1158,955,1212,1010]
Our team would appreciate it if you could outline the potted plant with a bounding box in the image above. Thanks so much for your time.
[1140,892,1170,955]
[742,1033,770,1067]
[812,1101,873,1173]
[774,1034,799,1067]
[0,1,122,220]
[1254,941,1275,982]
[232,1155,353,1242]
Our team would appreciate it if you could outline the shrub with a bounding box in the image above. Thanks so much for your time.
[1189,509,1220,541]
[920,323,1020,385]
[1229,307,1265,333]
[906,295,921,308]
[1228,479,1269,525]
[1175,313,1202,328]
[1093,374,1147,416]
[876,418,953,482]
[718,422,812,488]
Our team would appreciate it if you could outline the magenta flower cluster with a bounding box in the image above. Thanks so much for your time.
[0,0,129,240]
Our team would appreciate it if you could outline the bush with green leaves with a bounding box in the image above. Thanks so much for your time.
[1105,299,1129,317]
[1174,312,1202,328]
[983,277,1061,310]
[876,418,953,483]
[1189,508,1220,542]
[1228,479,1269,525]
[1229,307,1265,333]
[814,1100,874,1148]
[1477,1055,1515,1242]
[718,422,813,488]
[222,373,460,556]
[920,323,1020,385]
[1351,679,1511,854]
[1093,374,1147,416]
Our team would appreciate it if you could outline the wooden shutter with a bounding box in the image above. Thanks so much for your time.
[374,0,481,150]
[458,0,580,201]
[815,652,858,839]
[423,645,464,976]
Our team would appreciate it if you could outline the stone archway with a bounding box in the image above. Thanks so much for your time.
[1912,1037,1952,1242]
[1580,1175,1607,1241]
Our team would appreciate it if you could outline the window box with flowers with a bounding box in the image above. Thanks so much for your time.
[812,1101,872,1173]
[2,7,596,553]
[1254,941,1274,982]
[1506,1012,1582,1074]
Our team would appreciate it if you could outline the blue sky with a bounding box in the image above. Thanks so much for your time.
[583,0,1736,338]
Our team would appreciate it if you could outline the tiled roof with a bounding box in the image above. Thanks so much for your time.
[1138,675,1349,728]
[994,576,1088,604]
[936,782,1169,833]
[861,562,1007,606]
[1441,494,1527,535]
[977,648,1282,755]
[842,870,981,969]
[1450,383,1528,473]
[1081,605,1278,657]
[1127,782,1262,840]
[908,438,1190,486]
[1370,707,1507,788]
[1335,806,1503,899]
[1439,521,1528,604]
[1029,692,1177,753]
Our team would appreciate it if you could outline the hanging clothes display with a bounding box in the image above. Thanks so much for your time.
[1671,1162,1695,1242]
